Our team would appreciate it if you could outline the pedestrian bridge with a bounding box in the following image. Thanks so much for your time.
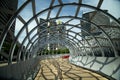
[0,0,120,80]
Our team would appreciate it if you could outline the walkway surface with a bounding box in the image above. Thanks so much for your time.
[35,58,108,80]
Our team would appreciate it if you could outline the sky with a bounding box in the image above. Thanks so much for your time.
[101,0,120,18]
[15,0,120,46]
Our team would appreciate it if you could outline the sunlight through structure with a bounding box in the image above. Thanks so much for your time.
[0,0,120,80]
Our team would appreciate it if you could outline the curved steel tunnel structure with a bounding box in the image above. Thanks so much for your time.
[0,0,120,80]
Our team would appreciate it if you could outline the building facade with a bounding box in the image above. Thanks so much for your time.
[81,10,110,39]
[81,10,120,56]
[38,18,66,51]
[0,0,18,61]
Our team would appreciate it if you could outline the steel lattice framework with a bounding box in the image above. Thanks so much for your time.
[0,0,120,64]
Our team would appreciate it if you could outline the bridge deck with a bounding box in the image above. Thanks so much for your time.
[35,58,108,80]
